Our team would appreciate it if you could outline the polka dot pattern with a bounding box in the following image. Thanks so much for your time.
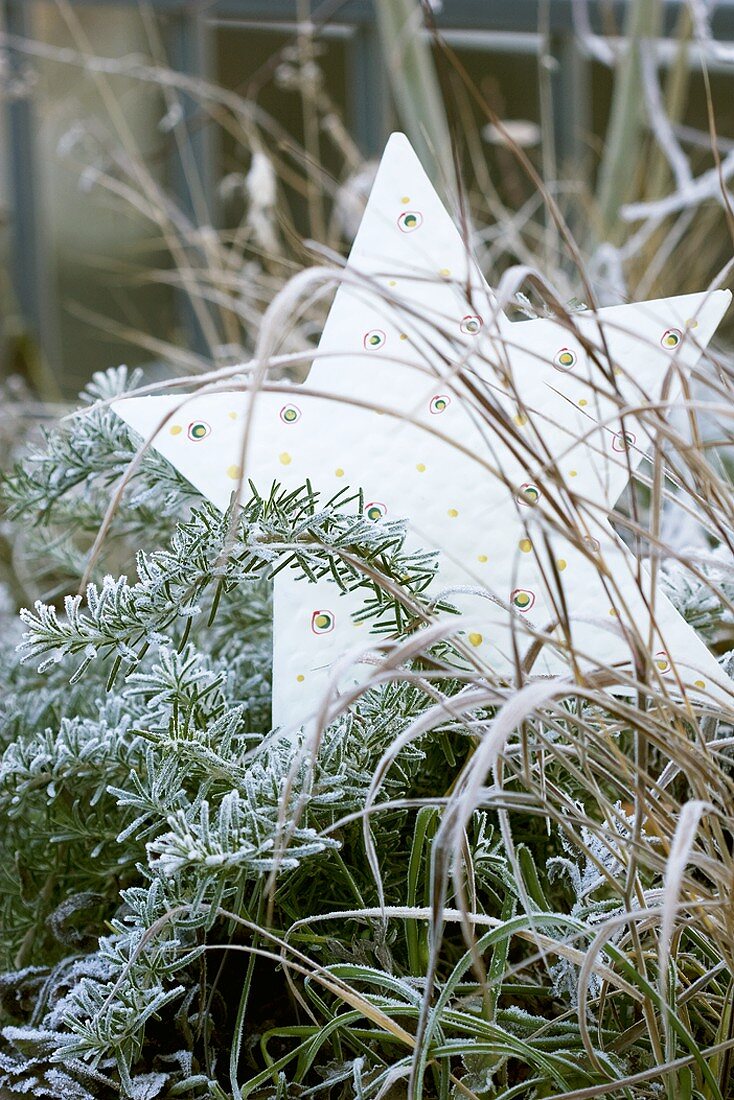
[460,315,482,335]
[311,610,334,635]
[553,348,577,372]
[517,483,541,506]
[654,650,670,673]
[112,135,732,726]
[397,210,423,232]
[187,421,211,441]
[365,501,387,521]
[511,588,535,612]
[430,395,451,415]
[661,328,682,349]
[364,329,386,350]
[612,430,636,453]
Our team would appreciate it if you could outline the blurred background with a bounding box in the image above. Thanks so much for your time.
[1,0,734,399]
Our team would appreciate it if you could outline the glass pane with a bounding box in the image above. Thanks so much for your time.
[215,22,351,235]
[19,2,175,395]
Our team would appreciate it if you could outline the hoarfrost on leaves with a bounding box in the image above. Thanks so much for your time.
[2,362,733,1096]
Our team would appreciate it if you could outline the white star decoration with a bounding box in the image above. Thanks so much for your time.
[114,133,733,728]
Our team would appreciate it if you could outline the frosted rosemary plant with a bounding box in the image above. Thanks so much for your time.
[1,367,734,1100]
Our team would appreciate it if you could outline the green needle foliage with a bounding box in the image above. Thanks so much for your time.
[4,4,734,1095]
[1,367,734,1100]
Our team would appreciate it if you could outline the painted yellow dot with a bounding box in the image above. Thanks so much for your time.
[557,558,567,571]
[416,463,426,472]
[400,333,408,340]
[468,632,483,647]
[439,267,451,277]
[614,366,623,376]
[514,413,528,427]
[335,467,345,477]
[296,674,305,683]
[401,196,410,204]
[448,508,459,518]
[693,679,706,688]
[477,554,488,563]
[578,398,588,407]
[226,464,242,480]
[169,424,183,435]
[686,318,699,329]
[388,279,397,287]
[228,411,238,420]
[279,452,292,465]
[609,608,618,617]
[569,470,578,478]
[519,538,532,553]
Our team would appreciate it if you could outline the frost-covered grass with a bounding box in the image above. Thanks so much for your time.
[2,7,734,1099]
[1,358,733,1098]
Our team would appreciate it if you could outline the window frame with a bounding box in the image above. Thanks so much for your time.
[3,0,734,377]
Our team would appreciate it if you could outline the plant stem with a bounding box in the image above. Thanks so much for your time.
[595,0,663,240]
[373,0,457,199]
